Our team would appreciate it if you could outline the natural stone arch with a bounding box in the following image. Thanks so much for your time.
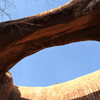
[0,0,100,99]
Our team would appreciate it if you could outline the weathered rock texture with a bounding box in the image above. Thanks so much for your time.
[1,70,100,100]
[0,0,100,99]
[0,72,13,100]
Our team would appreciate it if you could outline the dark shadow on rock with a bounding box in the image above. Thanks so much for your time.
[72,90,100,100]
[19,98,29,100]
[8,86,29,100]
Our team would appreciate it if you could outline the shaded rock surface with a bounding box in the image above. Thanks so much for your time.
[0,0,100,99]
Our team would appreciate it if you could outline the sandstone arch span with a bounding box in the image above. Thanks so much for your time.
[0,0,100,99]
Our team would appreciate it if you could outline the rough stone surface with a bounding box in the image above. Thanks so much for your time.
[8,70,100,100]
[0,0,100,77]
[0,72,13,100]
[0,0,100,99]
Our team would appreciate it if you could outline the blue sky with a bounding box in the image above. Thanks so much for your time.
[1,0,100,87]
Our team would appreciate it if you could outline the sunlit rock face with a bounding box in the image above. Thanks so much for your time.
[0,0,99,99]
[0,72,13,100]
[8,71,100,100]
[0,71,99,100]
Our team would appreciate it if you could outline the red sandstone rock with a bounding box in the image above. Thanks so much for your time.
[0,0,100,99]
